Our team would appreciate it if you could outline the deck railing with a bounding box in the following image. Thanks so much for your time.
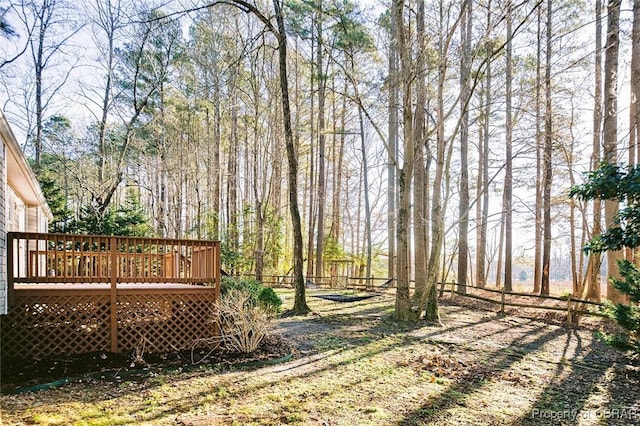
[7,232,221,298]
[4,232,222,355]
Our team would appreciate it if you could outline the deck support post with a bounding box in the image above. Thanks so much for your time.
[110,237,118,353]
[214,242,221,300]
[213,242,221,339]
[7,233,14,306]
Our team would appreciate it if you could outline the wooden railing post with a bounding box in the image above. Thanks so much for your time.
[7,232,14,306]
[214,242,221,300]
[566,294,573,326]
[110,236,118,353]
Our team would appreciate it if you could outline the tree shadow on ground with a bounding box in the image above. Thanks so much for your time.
[5,293,630,426]
[66,321,424,424]
[511,328,629,425]
[398,326,569,425]
[604,352,640,425]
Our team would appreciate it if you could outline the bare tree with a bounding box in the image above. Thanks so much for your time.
[193,0,309,311]
[533,3,543,294]
[271,0,309,312]
[417,0,463,324]
[91,6,179,223]
[476,0,492,289]
[587,0,603,302]
[504,0,514,292]
[15,0,80,172]
[387,0,398,281]
[413,0,428,301]
[0,3,34,69]
[457,0,471,294]
[393,0,414,321]
[541,0,552,296]
[603,0,624,303]
[314,1,328,279]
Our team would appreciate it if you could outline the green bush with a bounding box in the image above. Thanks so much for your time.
[221,276,282,313]
[258,287,283,313]
[221,276,262,298]
[596,260,640,351]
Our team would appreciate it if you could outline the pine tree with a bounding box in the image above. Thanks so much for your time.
[68,190,152,237]
[571,163,640,350]
[37,170,71,233]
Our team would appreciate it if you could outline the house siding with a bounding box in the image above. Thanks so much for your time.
[27,205,38,232]
[0,110,51,315]
[0,141,6,315]
[7,186,25,232]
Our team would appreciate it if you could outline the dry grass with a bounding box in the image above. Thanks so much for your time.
[216,289,272,354]
[1,288,638,425]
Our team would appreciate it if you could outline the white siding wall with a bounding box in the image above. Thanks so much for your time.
[0,142,6,315]
[8,187,26,281]
[7,188,25,233]
[40,207,48,233]
[27,205,38,232]
[1,112,51,316]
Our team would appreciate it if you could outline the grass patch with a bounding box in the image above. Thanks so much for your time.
[1,289,635,425]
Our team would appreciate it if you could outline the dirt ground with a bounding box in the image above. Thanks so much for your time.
[0,334,293,395]
[1,288,639,425]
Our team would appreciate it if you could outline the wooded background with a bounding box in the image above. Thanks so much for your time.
[0,0,637,311]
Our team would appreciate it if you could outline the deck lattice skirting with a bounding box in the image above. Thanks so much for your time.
[1,232,221,359]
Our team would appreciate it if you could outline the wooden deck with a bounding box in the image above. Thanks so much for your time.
[1,232,221,359]
[13,282,216,292]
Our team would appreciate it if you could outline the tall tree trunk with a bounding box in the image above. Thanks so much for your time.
[253,79,265,281]
[34,3,47,173]
[477,1,491,289]
[587,0,603,302]
[330,78,346,247]
[212,83,221,239]
[306,27,316,280]
[541,0,553,296]
[504,0,513,292]
[630,0,640,269]
[418,1,448,324]
[635,0,640,166]
[94,0,119,186]
[393,0,414,321]
[329,79,348,250]
[273,0,309,312]
[476,87,485,287]
[458,0,471,294]
[315,5,327,279]
[496,189,506,288]
[603,0,625,303]
[158,86,167,238]
[564,138,580,295]
[345,55,373,287]
[358,106,372,286]
[534,4,543,294]
[255,198,265,281]
[413,0,428,301]
[159,153,167,237]
[272,94,284,271]
[228,89,239,256]
[388,0,399,280]
[30,0,70,174]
